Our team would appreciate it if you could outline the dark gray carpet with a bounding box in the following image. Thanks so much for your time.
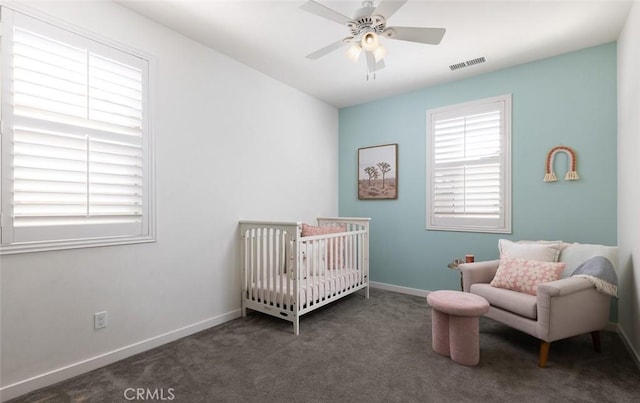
[9,289,640,402]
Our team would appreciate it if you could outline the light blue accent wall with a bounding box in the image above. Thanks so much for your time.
[339,43,617,294]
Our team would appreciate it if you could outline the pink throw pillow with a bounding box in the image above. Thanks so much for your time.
[490,257,566,295]
[301,224,346,269]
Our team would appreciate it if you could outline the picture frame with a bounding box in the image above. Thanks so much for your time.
[358,143,398,200]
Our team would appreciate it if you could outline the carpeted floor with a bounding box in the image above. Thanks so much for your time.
[8,289,640,403]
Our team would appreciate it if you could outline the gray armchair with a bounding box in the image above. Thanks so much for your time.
[459,243,617,367]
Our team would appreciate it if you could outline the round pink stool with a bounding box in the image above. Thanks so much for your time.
[426,290,489,366]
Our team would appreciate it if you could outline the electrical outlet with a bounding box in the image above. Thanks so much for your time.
[94,311,107,330]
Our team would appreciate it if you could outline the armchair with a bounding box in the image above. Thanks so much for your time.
[459,241,617,368]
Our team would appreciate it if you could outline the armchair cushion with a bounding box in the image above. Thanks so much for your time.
[498,239,563,261]
[559,243,619,277]
[470,283,537,319]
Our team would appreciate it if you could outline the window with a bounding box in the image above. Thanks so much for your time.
[1,7,155,253]
[426,94,511,233]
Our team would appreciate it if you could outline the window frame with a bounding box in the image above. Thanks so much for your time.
[0,5,156,254]
[426,94,512,234]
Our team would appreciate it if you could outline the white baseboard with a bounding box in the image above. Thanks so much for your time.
[0,309,241,402]
[370,281,430,298]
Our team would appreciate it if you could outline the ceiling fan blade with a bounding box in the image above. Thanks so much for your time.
[300,0,353,25]
[306,39,347,60]
[383,26,446,45]
[373,0,408,19]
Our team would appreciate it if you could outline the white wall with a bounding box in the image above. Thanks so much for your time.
[0,1,338,399]
[617,0,640,365]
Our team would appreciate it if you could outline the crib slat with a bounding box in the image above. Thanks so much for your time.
[292,235,296,308]
[268,229,273,303]
[256,228,262,302]
[249,229,255,301]
[277,230,283,308]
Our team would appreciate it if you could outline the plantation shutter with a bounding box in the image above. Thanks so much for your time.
[427,95,511,233]
[1,8,153,249]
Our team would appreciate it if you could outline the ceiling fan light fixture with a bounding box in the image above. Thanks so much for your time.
[346,42,362,63]
[361,32,379,52]
[373,45,387,63]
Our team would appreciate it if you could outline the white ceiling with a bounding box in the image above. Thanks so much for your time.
[117,0,632,108]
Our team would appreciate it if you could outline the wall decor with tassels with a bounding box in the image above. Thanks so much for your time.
[544,145,580,182]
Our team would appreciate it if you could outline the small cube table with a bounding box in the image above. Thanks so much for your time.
[426,290,490,366]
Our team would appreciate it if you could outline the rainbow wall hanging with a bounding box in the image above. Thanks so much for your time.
[544,145,580,182]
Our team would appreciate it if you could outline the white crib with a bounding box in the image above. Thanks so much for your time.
[239,217,370,334]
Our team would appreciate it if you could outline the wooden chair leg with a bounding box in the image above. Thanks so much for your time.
[539,341,550,368]
[591,331,602,353]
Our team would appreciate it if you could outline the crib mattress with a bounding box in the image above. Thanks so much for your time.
[249,269,362,307]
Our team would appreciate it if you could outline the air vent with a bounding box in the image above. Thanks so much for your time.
[449,57,486,71]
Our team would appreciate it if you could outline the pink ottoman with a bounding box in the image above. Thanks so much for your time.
[426,290,489,366]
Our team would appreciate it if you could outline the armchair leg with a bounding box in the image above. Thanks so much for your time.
[591,331,602,353]
[539,341,550,368]
[539,333,600,367]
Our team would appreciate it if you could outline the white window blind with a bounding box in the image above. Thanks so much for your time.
[426,95,511,233]
[1,7,155,253]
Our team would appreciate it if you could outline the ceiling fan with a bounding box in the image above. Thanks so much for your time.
[300,0,446,77]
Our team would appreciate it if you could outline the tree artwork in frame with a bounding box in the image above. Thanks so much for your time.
[358,143,398,200]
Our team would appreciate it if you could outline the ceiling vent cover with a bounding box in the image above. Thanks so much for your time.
[450,56,486,71]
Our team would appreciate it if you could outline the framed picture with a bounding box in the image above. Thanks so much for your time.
[358,143,398,200]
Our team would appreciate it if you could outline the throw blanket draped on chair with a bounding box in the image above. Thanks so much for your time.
[571,256,618,297]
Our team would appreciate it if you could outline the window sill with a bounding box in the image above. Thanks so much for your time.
[0,235,156,255]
